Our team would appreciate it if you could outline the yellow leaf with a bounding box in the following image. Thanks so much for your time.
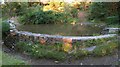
[63,43,72,52]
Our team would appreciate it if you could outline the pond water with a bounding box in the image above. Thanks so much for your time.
[16,23,105,36]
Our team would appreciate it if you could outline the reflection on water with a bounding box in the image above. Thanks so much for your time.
[16,23,105,36]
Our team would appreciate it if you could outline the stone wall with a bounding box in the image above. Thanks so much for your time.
[104,28,120,33]
[8,20,117,45]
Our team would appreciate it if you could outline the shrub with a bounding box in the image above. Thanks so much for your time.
[106,15,119,24]
[75,37,117,48]
[88,2,119,24]
[17,4,79,24]
[93,45,107,56]
[93,41,118,56]
[18,6,43,24]
[2,2,28,17]
[70,8,78,18]
[2,21,10,35]
[19,9,75,24]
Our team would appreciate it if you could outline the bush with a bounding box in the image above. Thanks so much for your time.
[2,2,28,17]
[70,7,78,18]
[74,37,115,48]
[19,9,75,24]
[2,21,10,34]
[17,4,79,24]
[93,41,118,56]
[106,16,119,24]
[18,6,42,24]
[88,2,119,24]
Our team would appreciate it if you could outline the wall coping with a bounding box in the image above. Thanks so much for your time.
[15,30,116,40]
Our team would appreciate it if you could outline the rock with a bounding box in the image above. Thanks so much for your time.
[7,20,14,23]
[80,63,83,65]
[83,46,96,51]
[54,61,59,63]
[104,28,120,33]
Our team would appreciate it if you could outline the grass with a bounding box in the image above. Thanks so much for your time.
[0,18,2,39]
[74,37,117,48]
[0,50,2,67]
[0,50,26,66]
[108,24,120,28]
[16,42,66,61]
[93,42,118,56]
[72,50,90,59]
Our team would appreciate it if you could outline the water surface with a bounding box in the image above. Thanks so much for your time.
[16,23,105,36]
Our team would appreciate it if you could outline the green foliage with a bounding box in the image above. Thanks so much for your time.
[19,8,76,24]
[73,50,90,59]
[16,42,66,61]
[16,3,79,24]
[1,51,26,65]
[93,45,107,56]
[88,2,119,24]
[93,41,118,56]
[2,21,10,34]
[89,3,107,21]
[83,38,107,47]
[72,37,118,58]
[18,6,42,24]
[70,7,79,18]
[1,2,28,17]
[16,36,118,60]
[1,2,80,24]
[0,51,2,66]
[45,51,66,60]
[106,16,119,24]
[15,33,118,60]
[75,37,117,48]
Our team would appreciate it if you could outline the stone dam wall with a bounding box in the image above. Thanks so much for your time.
[7,20,118,45]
